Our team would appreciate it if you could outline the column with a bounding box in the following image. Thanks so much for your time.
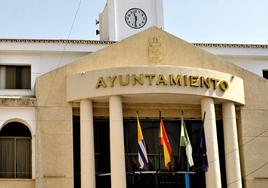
[201,97,222,188]
[80,99,96,188]
[109,96,126,188]
[222,102,242,188]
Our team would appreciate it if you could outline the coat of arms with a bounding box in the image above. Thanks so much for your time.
[148,37,163,64]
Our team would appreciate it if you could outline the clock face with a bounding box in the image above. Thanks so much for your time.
[125,8,147,29]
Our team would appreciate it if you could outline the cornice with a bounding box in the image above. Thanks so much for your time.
[0,39,115,45]
[0,39,268,49]
[193,43,268,49]
[0,96,36,107]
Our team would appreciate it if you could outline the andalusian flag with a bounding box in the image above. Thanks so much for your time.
[159,113,172,170]
[137,114,149,170]
[180,115,194,167]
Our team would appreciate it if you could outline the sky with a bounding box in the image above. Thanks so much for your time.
[0,0,268,44]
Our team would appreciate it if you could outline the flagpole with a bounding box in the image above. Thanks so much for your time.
[136,111,149,172]
[197,112,206,153]
[159,111,172,171]
[199,111,208,172]
[158,111,161,173]
[134,111,140,185]
[157,111,162,188]
[136,111,141,175]
[185,116,191,188]
[180,111,190,188]
[178,111,183,170]
[201,112,206,132]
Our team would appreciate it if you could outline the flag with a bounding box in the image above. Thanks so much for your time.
[199,117,208,172]
[137,114,149,170]
[180,115,194,167]
[159,113,172,170]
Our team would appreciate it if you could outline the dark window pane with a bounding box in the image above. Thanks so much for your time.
[73,117,111,188]
[21,66,31,89]
[263,70,268,79]
[0,122,31,137]
[94,119,111,188]
[16,139,31,178]
[0,65,31,89]
[73,116,81,188]
[0,138,15,178]
[94,119,110,173]
[6,66,16,89]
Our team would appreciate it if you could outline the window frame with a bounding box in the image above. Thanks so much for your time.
[0,65,31,90]
[0,121,32,179]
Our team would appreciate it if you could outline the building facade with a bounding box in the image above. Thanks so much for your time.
[0,1,268,188]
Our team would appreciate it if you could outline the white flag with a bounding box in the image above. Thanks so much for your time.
[180,116,194,167]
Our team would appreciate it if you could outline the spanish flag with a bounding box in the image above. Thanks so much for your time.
[159,113,172,170]
[137,114,149,170]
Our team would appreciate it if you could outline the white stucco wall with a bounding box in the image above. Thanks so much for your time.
[200,46,268,77]
[0,107,36,135]
[0,52,88,96]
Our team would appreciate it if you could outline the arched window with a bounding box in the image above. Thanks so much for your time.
[0,122,32,179]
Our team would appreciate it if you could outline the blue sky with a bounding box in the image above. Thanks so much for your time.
[0,0,267,44]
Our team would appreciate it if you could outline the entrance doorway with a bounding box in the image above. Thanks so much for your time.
[73,117,226,188]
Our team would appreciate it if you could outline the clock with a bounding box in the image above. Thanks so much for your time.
[125,8,147,29]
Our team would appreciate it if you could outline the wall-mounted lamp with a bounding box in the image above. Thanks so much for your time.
[230,75,235,81]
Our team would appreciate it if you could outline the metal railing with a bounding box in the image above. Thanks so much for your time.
[96,171,196,188]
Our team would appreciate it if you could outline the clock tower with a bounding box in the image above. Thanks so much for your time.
[99,0,164,41]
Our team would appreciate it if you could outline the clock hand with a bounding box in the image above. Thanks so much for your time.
[134,13,137,27]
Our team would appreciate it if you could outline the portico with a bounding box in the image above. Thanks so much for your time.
[67,65,244,188]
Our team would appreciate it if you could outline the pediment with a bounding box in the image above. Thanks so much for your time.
[65,27,243,77]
